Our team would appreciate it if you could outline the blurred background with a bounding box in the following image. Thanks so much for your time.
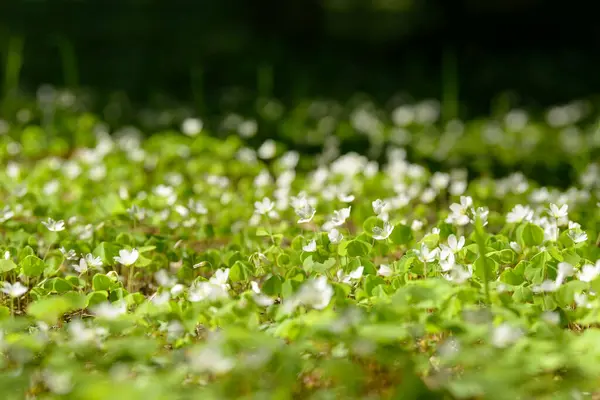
[1,0,599,187]
[1,0,599,116]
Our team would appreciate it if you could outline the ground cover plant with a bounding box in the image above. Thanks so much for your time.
[1,92,600,399]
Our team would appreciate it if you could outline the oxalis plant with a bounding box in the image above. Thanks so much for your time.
[0,97,599,399]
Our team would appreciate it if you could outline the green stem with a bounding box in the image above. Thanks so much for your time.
[128,264,135,293]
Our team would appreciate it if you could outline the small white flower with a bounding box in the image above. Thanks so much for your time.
[73,258,88,274]
[92,301,127,319]
[377,264,393,277]
[188,345,235,374]
[328,228,343,244]
[372,199,388,215]
[549,203,568,219]
[295,202,316,224]
[1,281,28,298]
[556,262,574,285]
[257,139,277,159]
[372,221,394,241]
[568,230,588,244]
[416,244,438,263]
[209,268,230,291]
[303,240,317,253]
[254,197,275,215]
[446,234,465,253]
[41,218,65,232]
[506,204,534,224]
[533,280,559,293]
[337,193,355,203]
[331,207,351,227]
[509,241,522,253]
[294,276,334,310]
[113,249,139,266]
[250,281,261,294]
[491,323,523,348]
[181,118,203,137]
[578,261,600,282]
[188,282,229,302]
[337,266,364,284]
[85,254,103,268]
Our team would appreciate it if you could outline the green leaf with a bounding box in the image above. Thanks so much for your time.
[230,260,251,282]
[262,275,283,296]
[93,242,120,266]
[20,255,45,277]
[390,224,413,245]
[87,290,109,307]
[92,273,113,291]
[347,240,371,257]
[517,223,544,247]
[0,259,18,273]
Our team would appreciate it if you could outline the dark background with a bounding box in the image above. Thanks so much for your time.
[0,0,599,116]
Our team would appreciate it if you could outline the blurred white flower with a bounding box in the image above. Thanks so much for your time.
[491,323,523,348]
[372,221,394,241]
[254,197,275,215]
[377,264,393,277]
[1,281,28,298]
[181,118,203,137]
[506,204,534,224]
[303,240,317,253]
[42,218,65,232]
[92,301,127,319]
[328,228,343,244]
[113,249,139,266]
[209,268,230,291]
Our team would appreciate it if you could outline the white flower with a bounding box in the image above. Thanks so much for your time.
[188,282,229,302]
[337,193,355,203]
[491,323,523,348]
[377,264,393,277]
[1,281,28,298]
[92,301,127,319]
[85,254,103,268]
[439,252,455,272]
[533,280,559,293]
[250,281,261,294]
[574,293,592,309]
[372,199,388,215]
[506,204,534,224]
[411,220,424,231]
[556,262,574,285]
[578,261,600,282]
[549,203,568,219]
[568,230,588,244]
[328,228,343,244]
[257,139,277,159]
[509,241,522,253]
[372,221,394,241]
[446,234,465,253]
[188,345,235,374]
[303,240,317,253]
[209,268,230,291]
[337,266,364,284]
[113,249,139,266]
[254,197,275,215]
[41,218,65,232]
[73,258,88,274]
[294,276,333,310]
[416,244,438,263]
[181,118,203,137]
[331,207,351,227]
[446,196,473,226]
[295,201,316,224]
[445,264,472,284]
